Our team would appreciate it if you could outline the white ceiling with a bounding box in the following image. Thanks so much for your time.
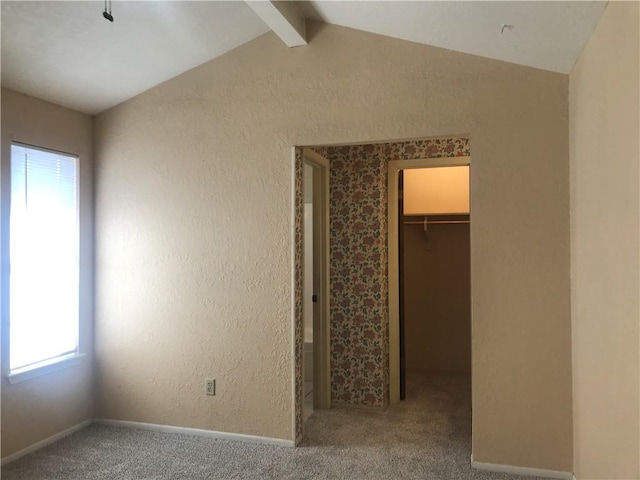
[297,1,608,74]
[1,1,607,115]
[1,1,270,114]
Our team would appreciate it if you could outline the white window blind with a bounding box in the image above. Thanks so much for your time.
[10,143,79,372]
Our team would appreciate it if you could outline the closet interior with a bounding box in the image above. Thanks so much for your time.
[399,166,471,396]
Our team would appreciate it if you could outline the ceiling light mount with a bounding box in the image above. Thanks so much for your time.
[501,24,513,34]
[103,0,113,22]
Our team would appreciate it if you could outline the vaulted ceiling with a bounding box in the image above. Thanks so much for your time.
[1,1,607,115]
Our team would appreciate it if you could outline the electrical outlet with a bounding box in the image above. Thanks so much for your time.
[205,378,215,396]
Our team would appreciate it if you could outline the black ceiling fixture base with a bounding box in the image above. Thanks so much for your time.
[103,0,113,22]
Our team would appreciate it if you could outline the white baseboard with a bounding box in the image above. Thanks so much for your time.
[1,419,92,466]
[94,418,295,448]
[471,455,574,480]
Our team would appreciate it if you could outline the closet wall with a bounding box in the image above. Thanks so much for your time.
[403,219,471,373]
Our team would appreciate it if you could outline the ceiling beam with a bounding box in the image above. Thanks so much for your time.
[245,1,307,47]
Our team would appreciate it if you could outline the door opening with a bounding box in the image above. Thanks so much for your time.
[398,171,406,401]
[302,161,315,421]
[302,149,330,425]
[388,156,471,404]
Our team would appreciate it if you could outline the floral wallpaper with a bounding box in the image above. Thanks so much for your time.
[293,138,470,441]
[293,147,304,444]
[317,145,389,407]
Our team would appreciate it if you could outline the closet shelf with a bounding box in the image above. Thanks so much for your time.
[403,214,470,226]
[403,220,469,225]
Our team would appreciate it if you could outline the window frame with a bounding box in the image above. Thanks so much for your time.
[4,141,85,384]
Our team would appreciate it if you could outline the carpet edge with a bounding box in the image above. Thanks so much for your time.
[1,419,93,466]
[471,454,574,479]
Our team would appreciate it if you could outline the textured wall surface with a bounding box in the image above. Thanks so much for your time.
[95,21,571,470]
[404,223,471,373]
[0,88,94,457]
[570,2,640,479]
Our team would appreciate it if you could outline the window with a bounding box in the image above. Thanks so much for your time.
[8,143,80,378]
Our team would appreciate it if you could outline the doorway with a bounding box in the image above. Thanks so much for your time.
[388,156,471,404]
[302,149,330,426]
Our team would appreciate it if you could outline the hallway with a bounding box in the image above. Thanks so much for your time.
[302,370,548,479]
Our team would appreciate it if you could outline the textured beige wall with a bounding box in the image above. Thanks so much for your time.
[0,88,94,457]
[404,224,471,373]
[94,22,571,469]
[570,2,640,479]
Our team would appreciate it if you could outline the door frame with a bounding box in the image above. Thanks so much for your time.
[303,149,331,409]
[388,156,471,404]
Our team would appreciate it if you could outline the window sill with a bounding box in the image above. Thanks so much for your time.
[7,353,86,385]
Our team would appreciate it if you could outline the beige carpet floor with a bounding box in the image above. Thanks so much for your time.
[2,371,553,479]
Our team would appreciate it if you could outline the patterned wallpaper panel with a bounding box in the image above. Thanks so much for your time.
[293,138,470,442]
[293,147,304,444]
[320,146,388,407]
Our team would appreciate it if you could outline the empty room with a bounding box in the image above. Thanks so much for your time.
[1,1,638,479]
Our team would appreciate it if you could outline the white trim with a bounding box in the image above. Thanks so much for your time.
[7,353,86,384]
[388,156,471,404]
[302,149,329,168]
[471,456,574,480]
[1,419,92,465]
[94,419,295,448]
[245,1,306,47]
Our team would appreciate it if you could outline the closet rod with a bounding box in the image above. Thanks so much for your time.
[403,220,469,225]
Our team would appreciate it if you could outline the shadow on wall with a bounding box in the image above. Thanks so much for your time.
[403,219,471,373]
